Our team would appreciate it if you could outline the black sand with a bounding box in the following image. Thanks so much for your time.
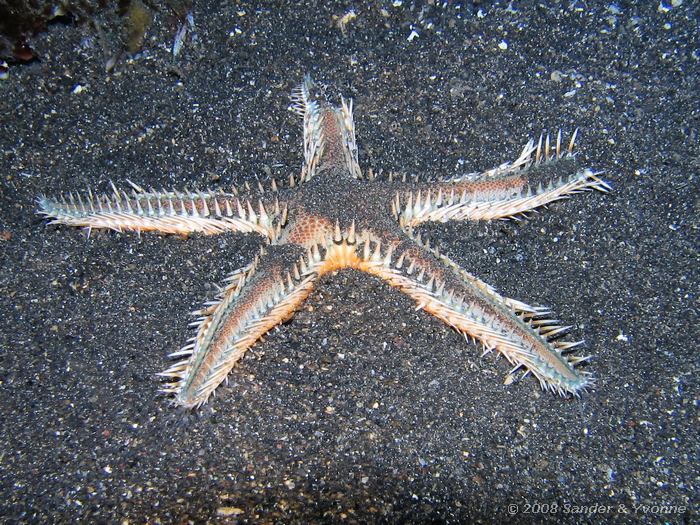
[1,1,697,523]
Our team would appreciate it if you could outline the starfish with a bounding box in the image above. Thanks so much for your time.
[38,77,610,408]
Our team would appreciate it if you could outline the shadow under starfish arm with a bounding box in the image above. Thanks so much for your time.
[387,131,611,227]
[160,243,321,408]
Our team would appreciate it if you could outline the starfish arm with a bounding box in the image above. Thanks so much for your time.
[290,76,362,182]
[386,131,611,227]
[353,228,592,396]
[37,183,286,239]
[160,243,321,407]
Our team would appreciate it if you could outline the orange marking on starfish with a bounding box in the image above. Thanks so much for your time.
[284,213,334,247]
